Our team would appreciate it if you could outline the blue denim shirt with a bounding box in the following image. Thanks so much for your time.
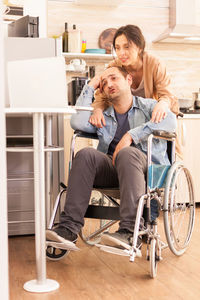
[71,85,177,165]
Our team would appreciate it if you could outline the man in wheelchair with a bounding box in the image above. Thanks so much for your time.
[46,66,176,251]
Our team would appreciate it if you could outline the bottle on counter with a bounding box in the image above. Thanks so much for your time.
[89,66,95,79]
[68,24,81,53]
[81,39,86,53]
[62,22,69,52]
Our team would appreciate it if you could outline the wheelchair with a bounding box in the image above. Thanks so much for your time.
[46,129,195,278]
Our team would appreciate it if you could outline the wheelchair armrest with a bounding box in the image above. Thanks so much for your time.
[74,130,98,140]
[152,130,176,140]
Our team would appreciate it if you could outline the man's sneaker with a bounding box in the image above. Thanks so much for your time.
[101,229,142,250]
[46,226,78,247]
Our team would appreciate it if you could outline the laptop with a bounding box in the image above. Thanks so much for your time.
[7,56,68,108]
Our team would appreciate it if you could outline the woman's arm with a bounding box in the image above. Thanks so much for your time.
[147,56,179,123]
[88,75,107,128]
[152,59,179,115]
[129,109,177,145]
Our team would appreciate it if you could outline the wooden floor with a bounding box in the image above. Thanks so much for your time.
[9,207,200,300]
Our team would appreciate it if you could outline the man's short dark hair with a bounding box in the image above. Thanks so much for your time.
[115,66,129,78]
[106,66,129,78]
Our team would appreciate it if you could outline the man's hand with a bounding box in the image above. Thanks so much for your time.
[112,132,133,165]
[88,75,101,90]
[151,100,169,123]
[89,108,106,128]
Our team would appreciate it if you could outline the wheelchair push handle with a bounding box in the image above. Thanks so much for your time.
[60,182,67,189]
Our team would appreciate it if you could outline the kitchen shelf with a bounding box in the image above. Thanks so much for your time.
[6,145,64,153]
[7,135,33,138]
[65,66,88,74]
[7,176,34,181]
[63,52,114,62]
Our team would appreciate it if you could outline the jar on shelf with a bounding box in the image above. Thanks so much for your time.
[81,39,86,53]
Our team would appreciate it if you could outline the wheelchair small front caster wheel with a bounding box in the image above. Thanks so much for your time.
[149,238,158,278]
[46,246,69,261]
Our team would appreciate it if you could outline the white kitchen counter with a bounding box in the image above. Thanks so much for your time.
[5,105,93,115]
[181,114,200,119]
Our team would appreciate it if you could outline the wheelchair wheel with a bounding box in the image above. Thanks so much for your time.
[79,192,118,245]
[163,161,195,256]
[46,246,70,261]
[149,238,158,278]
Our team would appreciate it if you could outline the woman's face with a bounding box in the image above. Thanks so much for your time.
[114,34,141,67]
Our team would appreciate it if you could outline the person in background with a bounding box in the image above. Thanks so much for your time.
[46,66,176,250]
[90,24,179,128]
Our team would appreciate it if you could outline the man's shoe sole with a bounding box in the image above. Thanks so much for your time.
[46,230,79,251]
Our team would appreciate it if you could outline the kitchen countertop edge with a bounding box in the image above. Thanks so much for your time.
[181,114,200,119]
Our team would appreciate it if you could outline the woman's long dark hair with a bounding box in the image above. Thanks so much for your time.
[113,25,145,58]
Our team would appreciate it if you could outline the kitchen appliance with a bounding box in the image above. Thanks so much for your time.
[68,76,88,105]
[179,95,200,113]
[8,15,39,37]
[153,0,200,44]
[178,98,195,110]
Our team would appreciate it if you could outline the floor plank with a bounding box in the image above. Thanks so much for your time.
[9,207,200,300]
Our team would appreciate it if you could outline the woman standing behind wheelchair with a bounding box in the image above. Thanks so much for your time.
[89,24,179,128]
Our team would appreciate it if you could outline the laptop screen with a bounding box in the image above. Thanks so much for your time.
[7,56,68,108]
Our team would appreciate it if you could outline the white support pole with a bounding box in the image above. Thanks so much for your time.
[33,112,46,283]
[45,115,53,226]
[0,3,9,300]
[23,113,59,293]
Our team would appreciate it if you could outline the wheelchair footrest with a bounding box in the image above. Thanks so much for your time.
[46,241,80,251]
[96,244,142,259]
[96,244,130,256]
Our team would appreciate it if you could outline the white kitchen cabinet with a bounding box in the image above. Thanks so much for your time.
[6,116,35,235]
[177,116,200,202]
